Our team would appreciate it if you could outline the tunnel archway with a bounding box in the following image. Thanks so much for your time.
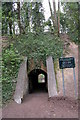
[28,69,48,93]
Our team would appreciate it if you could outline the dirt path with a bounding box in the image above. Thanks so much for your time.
[2,92,78,118]
[2,34,78,118]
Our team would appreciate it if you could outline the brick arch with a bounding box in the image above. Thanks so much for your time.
[28,59,47,73]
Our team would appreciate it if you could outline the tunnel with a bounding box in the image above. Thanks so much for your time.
[28,69,48,93]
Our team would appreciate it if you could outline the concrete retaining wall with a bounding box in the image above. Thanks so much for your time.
[14,57,28,104]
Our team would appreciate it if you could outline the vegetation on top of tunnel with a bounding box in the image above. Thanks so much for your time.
[12,33,63,68]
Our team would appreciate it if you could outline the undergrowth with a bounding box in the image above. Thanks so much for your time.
[2,44,22,104]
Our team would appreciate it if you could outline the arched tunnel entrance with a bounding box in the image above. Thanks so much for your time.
[28,69,48,93]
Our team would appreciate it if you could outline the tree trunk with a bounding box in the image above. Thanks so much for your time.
[9,17,12,35]
[53,0,57,29]
[13,24,15,35]
[17,2,21,34]
[78,2,80,40]
[48,0,54,26]
[9,22,12,35]
[58,0,60,37]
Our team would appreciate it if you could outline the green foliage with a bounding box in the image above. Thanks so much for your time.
[60,12,66,33]
[20,3,30,33]
[61,3,78,44]
[0,5,2,22]
[13,33,63,68]
[45,17,54,32]
[2,44,22,104]
[2,44,21,81]
[2,82,16,104]
[2,2,13,35]
[32,2,45,34]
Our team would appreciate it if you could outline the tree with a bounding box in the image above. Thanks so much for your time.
[48,0,54,27]
[31,2,45,35]
[45,17,54,32]
[48,0,58,35]
[53,0,57,29]
[58,0,60,36]
[20,2,34,33]
[20,2,30,33]
[61,3,78,43]
[17,2,21,34]
[2,2,14,35]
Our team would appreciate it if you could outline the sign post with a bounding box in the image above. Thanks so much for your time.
[62,69,65,96]
[73,68,77,98]
[59,57,77,98]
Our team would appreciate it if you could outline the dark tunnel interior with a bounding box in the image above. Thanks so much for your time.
[28,69,48,93]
